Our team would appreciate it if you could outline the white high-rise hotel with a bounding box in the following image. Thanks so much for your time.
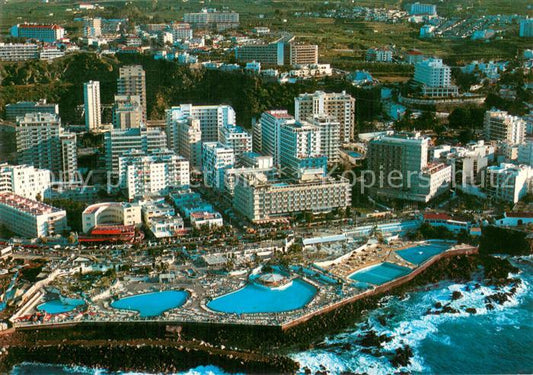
[16,113,78,182]
[484,109,526,145]
[84,80,101,131]
[294,91,355,143]
[119,149,190,200]
[414,58,458,97]
[259,110,295,166]
[202,142,235,190]
[166,104,236,144]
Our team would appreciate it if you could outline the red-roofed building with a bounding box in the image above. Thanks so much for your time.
[11,23,65,43]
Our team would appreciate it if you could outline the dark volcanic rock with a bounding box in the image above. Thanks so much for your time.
[465,308,477,314]
[390,345,413,368]
[451,291,463,301]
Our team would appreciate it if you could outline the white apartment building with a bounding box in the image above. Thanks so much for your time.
[119,149,190,200]
[485,163,532,203]
[233,172,351,222]
[280,121,325,179]
[166,104,236,143]
[202,142,235,190]
[112,95,143,129]
[0,43,38,61]
[117,65,147,123]
[141,200,184,238]
[308,115,341,164]
[82,202,142,233]
[104,127,167,172]
[294,91,355,143]
[171,23,193,40]
[518,140,533,166]
[39,47,65,60]
[16,113,77,181]
[367,132,451,202]
[219,125,252,159]
[484,109,526,145]
[183,9,239,30]
[260,110,295,166]
[414,58,458,97]
[442,142,494,187]
[84,80,101,131]
[0,163,52,200]
[0,192,67,238]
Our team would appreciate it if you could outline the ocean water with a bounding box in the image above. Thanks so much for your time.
[292,255,533,374]
[10,256,533,374]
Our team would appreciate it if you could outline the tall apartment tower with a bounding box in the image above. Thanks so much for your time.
[308,114,341,164]
[367,133,429,189]
[413,58,458,97]
[280,121,326,179]
[484,109,526,145]
[15,113,77,181]
[84,80,101,131]
[260,110,295,166]
[166,104,236,143]
[294,91,355,143]
[117,65,147,123]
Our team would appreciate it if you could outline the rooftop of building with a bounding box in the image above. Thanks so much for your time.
[0,192,62,216]
[264,110,293,119]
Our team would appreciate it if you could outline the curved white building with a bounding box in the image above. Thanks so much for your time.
[82,202,141,233]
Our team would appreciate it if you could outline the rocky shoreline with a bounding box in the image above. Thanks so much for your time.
[1,254,520,374]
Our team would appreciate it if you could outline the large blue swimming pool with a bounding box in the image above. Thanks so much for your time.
[207,278,317,314]
[111,290,189,317]
[349,262,412,285]
[37,297,85,314]
[396,243,450,265]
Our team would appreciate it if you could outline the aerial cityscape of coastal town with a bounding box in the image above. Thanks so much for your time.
[0,0,532,373]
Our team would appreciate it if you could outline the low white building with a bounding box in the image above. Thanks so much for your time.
[190,211,224,228]
[141,200,184,238]
[0,192,67,238]
[495,212,533,227]
[82,202,142,233]
[484,163,532,203]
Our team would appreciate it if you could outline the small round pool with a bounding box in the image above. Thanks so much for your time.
[110,290,189,317]
[37,298,85,314]
[207,278,317,314]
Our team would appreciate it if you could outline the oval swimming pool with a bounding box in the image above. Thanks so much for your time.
[37,297,85,314]
[207,278,317,314]
[111,290,189,317]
